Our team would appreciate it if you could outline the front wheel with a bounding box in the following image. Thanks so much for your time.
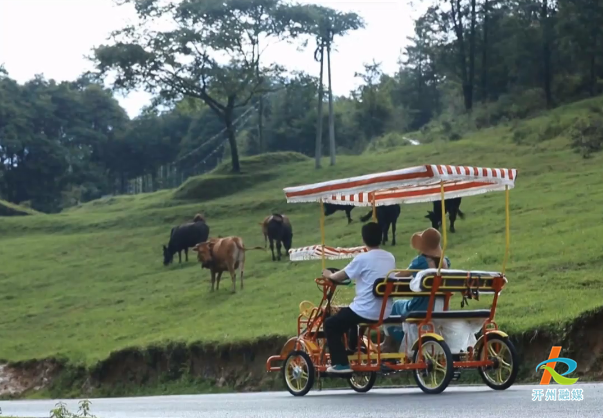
[412,336,454,394]
[282,350,315,396]
[477,334,519,390]
[348,371,377,393]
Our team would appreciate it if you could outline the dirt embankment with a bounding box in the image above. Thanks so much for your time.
[2,308,603,398]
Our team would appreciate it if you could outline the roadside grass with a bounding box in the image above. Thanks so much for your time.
[1,96,603,366]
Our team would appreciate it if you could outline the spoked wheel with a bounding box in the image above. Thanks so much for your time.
[348,371,377,393]
[283,350,315,396]
[412,336,454,394]
[477,334,519,390]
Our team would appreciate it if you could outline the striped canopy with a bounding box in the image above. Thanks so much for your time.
[289,245,368,261]
[284,164,517,206]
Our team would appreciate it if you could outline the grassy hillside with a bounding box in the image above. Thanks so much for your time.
[0,200,41,217]
[1,97,603,366]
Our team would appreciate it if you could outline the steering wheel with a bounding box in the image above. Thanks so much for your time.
[319,267,352,286]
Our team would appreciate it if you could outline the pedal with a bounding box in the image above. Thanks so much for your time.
[452,369,462,381]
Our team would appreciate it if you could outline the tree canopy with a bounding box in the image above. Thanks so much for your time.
[1,0,603,212]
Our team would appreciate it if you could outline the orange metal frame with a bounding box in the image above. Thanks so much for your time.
[266,273,507,373]
[266,276,445,374]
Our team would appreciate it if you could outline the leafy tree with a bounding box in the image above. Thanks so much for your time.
[92,0,310,173]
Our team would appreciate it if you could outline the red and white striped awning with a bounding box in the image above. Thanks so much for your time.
[284,164,517,206]
[289,245,368,261]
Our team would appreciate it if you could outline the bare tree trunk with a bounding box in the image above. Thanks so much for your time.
[327,42,336,166]
[589,36,597,97]
[451,0,472,111]
[481,0,489,102]
[224,97,241,173]
[468,0,477,110]
[315,43,325,169]
[541,0,553,108]
[258,97,264,152]
[255,40,264,153]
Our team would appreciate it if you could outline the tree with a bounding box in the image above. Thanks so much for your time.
[310,7,364,167]
[92,0,304,173]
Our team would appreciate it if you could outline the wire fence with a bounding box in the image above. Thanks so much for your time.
[123,99,262,196]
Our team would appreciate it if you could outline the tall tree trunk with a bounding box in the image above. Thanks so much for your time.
[224,99,241,173]
[451,0,471,111]
[481,0,489,102]
[589,32,597,97]
[258,96,264,152]
[327,42,336,166]
[468,0,476,111]
[541,0,553,108]
[255,40,264,153]
[315,43,325,169]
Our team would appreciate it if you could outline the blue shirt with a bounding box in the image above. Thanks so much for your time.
[406,254,451,311]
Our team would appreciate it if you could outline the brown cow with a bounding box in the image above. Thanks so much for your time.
[259,214,291,248]
[192,236,263,293]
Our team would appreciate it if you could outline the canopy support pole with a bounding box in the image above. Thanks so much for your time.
[502,186,510,274]
[438,181,447,275]
[320,200,326,270]
[371,193,377,222]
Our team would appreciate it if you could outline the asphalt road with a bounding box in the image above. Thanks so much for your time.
[1,383,601,418]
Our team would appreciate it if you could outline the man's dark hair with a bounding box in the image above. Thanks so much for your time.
[362,222,382,247]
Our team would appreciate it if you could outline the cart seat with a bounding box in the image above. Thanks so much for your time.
[406,309,490,319]
[359,315,405,326]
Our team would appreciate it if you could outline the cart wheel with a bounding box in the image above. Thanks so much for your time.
[412,336,454,394]
[283,350,315,396]
[477,334,519,390]
[348,371,377,393]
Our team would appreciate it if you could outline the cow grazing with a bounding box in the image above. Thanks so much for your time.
[359,204,401,245]
[163,215,210,266]
[265,213,293,261]
[425,198,465,233]
[259,214,290,248]
[323,203,354,224]
[192,236,264,293]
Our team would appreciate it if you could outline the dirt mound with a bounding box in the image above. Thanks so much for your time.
[0,360,61,397]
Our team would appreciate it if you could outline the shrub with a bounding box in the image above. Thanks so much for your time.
[569,115,603,158]
[50,400,96,418]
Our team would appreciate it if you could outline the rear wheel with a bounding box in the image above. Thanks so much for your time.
[412,336,454,394]
[282,350,315,396]
[477,334,519,390]
[348,371,377,393]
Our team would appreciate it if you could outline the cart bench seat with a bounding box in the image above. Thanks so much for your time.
[406,309,490,319]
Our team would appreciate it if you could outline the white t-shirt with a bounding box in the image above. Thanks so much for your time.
[344,249,396,321]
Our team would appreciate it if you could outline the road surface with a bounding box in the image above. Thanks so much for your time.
[1,383,601,418]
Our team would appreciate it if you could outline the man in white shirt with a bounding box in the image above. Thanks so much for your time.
[321,222,396,374]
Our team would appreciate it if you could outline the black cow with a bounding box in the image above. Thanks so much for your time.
[266,213,293,261]
[323,203,354,224]
[425,198,465,233]
[163,217,210,266]
[359,204,401,245]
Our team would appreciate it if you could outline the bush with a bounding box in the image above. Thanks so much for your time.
[364,132,411,152]
[50,400,96,418]
[569,115,603,158]
[537,113,566,142]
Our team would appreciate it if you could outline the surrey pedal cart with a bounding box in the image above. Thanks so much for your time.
[266,164,520,396]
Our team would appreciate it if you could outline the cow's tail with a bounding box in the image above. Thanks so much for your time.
[243,246,266,251]
[457,209,466,219]
[234,239,266,252]
[359,210,373,223]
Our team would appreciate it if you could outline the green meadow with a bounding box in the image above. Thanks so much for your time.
[1,97,603,366]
